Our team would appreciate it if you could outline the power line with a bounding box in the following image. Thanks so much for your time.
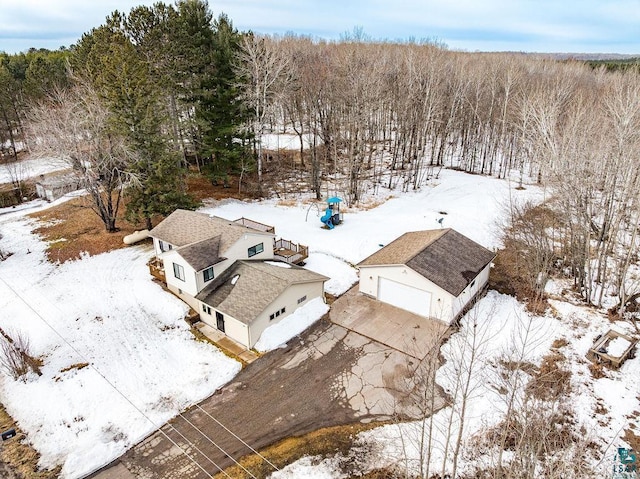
[0,275,217,478]
[195,404,280,473]
[1,241,280,477]
[165,421,231,478]
[177,413,256,479]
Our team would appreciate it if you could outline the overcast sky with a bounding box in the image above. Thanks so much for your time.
[1,0,639,55]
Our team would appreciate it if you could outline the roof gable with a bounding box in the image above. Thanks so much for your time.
[177,235,225,271]
[149,209,273,249]
[196,260,328,324]
[358,230,447,267]
[359,229,496,297]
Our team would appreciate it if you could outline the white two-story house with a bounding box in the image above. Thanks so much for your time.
[147,209,327,349]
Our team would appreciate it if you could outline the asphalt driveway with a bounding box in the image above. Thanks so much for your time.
[90,290,449,478]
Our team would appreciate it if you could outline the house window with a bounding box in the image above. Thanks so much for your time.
[203,266,214,282]
[248,242,264,257]
[269,313,275,321]
[280,307,286,314]
[159,240,172,252]
[275,310,280,318]
[470,280,476,289]
[202,304,211,315]
[297,295,307,304]
[173,263,185,281]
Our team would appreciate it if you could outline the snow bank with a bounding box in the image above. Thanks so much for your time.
[260,133,316,151]
[254,298,329,352]
[359,291,560,477]
[269,455,345,479]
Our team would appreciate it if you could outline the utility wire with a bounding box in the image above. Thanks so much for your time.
[0,275,216,478]
[178,413,257,479]
[196,404,280,473]
[1,244,280,478]
[165,420,231,478]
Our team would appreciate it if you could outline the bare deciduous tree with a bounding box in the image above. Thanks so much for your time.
[28,83,137,232]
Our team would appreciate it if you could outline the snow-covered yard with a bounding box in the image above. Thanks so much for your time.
[0,217,241,478]
[0,167,637,478]
[0,156,69,185]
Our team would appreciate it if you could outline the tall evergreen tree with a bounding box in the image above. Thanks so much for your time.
[202,13,253,185]
[72,20,197,229]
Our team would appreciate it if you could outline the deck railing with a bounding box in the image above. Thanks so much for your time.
[147,257,166,282]
[233,217,275,234]
[273,238,309,264]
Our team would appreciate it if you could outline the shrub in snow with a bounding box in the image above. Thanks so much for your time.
[0,329,42,381]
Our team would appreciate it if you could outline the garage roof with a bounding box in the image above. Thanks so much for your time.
[358,229,496,297]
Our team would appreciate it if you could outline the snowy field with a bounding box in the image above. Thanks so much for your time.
[0,217,241,478]
[0,167,637,478]
[0,156,69,185]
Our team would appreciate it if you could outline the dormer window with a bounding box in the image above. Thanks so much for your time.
[159,240,173,252]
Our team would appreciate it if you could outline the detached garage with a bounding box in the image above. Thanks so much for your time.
[358,229,496,324]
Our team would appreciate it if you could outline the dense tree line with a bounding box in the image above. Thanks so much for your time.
[2,0,640,316]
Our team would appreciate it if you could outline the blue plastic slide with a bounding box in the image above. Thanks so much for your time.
[320,208,334,229]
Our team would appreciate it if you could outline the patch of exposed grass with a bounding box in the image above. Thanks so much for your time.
[214,422,383,479]
[29,196,141,263]
[186,173,252,202]
[0,403,60,479]
[526,350,571,400]
[59,363,89,373]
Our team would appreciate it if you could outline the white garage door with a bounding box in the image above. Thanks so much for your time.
[377,277,431,317]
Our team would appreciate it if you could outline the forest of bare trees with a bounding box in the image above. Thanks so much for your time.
[2,0,640,324]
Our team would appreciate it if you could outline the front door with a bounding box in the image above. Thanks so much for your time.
[215,311,225,332]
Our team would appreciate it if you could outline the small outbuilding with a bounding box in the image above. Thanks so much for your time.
[35,173,81,202]
[358,228,496,324]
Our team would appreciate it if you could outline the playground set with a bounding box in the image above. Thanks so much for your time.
[320,197,343,229]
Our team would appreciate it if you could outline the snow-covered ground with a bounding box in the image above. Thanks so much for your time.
[260,133,316,151]
[275,290,639,478]
[1,167,635,478]
[0,217,240,478]
[0,156,69,185]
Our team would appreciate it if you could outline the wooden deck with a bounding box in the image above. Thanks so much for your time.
[147,258,166,282]
[273,238,309,265]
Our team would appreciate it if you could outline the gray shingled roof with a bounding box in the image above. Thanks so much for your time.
[359,229,496,297]
[195,260,329,325]
[149,209,273,248]
[177,236,225,271]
